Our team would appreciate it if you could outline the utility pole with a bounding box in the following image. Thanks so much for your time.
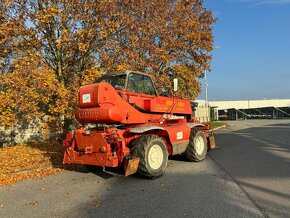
[204,46,219,121]
[204,46,219,108]
[205,69,208,108]
[204,70,209,122]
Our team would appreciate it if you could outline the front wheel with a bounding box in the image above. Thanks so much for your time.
[185,128,207,162]
[131,135,168,178]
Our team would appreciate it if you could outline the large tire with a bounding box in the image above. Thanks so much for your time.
[131,134,168,178]
[185,128,207,162]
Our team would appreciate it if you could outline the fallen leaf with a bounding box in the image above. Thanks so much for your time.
[95,203,102,208]
[88,200,102,208]
[27,200,39,206]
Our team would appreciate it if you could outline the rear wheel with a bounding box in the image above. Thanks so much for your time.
[131,134,168,178]
[185,128,207,161]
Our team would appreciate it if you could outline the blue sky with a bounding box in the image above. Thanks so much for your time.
[197,0,290,100]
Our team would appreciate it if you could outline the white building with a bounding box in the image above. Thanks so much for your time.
[195,99,290,120]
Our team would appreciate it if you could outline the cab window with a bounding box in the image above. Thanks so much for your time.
[95,74,126,89]
[127,73,156,96]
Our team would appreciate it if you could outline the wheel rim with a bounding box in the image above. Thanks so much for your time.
[195,135,205,155]
[148,144,163,170]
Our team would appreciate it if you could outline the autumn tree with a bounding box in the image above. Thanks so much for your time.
[0,0,214,134]
[103,0,215,99]
[0,0,116,130]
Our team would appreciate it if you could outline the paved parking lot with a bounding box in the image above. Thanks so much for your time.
[0,119,289,218]
[211,119,290,218]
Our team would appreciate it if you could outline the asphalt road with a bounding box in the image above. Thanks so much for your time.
[210,119,290,218]
[0,119,289,218]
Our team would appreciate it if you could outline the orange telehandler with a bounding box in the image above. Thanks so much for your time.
[63,70,215,178]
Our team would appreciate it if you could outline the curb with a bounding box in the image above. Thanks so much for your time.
[212,124,227,131]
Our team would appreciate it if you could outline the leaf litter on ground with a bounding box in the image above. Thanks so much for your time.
[0,141,78,187]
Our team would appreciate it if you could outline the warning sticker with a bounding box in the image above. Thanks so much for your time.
[82,94,91,103]
[177,131,183,140]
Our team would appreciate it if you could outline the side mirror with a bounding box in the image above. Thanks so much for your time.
[173,78,178,92]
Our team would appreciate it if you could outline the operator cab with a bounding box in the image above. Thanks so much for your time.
[95,71,157,96]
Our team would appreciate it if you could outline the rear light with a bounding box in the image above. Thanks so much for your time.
[63,132,72,147]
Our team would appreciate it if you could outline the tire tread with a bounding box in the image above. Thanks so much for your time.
[185,128,207,162]
[131,134,168,178]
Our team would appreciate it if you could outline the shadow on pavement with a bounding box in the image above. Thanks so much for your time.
[207,121,290,217]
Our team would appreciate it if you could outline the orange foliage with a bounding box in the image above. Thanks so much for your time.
[0,0,215,130]
[102,1,215,98]
[0,141,64,187]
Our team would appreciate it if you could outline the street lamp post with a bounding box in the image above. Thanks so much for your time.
[204,46,219,108]
[205,69,208,108]
[204,69,209,122]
